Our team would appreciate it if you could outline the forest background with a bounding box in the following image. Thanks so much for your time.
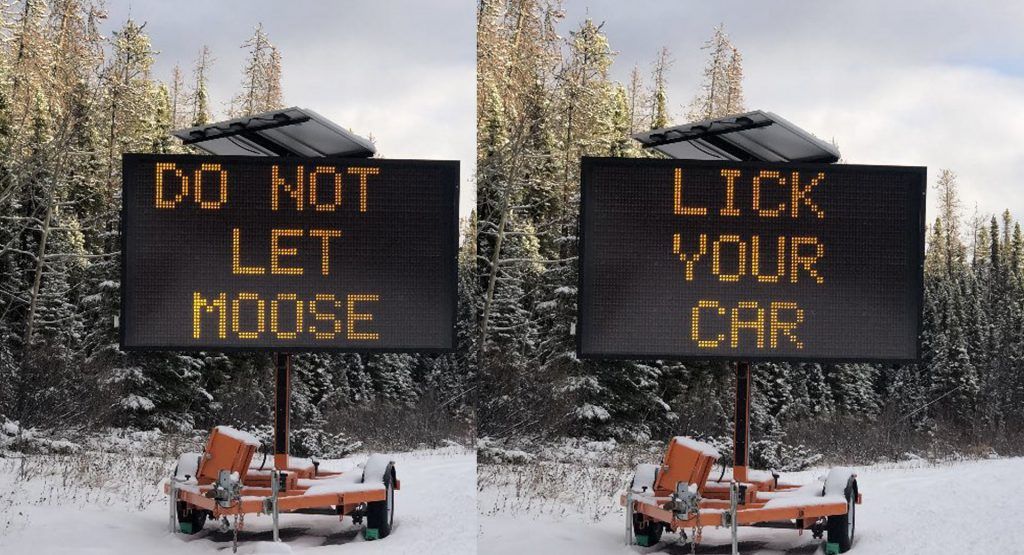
[477,0,1024,467]
[0,0,477,455]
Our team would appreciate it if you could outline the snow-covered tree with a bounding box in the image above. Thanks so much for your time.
[229,24,284,117]
[686,24,745,121]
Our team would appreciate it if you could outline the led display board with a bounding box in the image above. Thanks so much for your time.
[121,154,458,351]
[578,157,925,362]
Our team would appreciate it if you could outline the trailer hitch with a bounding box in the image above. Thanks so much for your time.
[665,482,700,519]
[205,469,243,508]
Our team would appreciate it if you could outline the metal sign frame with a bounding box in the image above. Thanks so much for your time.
[576,156,926,363]
[119,153,459,353]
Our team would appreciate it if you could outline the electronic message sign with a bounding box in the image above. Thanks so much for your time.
[121,154,458,351]
[577,157,925,362]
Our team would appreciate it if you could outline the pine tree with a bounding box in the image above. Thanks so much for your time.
[934,169,966,275]
[1012,223,1023,279]
[926,218,947,276]
[0,4,439,434]
[648,47,672,129]
[263,46,283,110]
[168,63,186,129]
[723,46,745,114]
[686,24,744,121]
[91,19,208,429]
[626,64,644,134]
[189,45,213,126]
[229,24,283,117]
[477,0,567,437]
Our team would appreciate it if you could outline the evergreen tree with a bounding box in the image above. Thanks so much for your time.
[168,63,186,129]
[686,24,744,121]
[626,64,644,134]
[648,46,672,129]
[189,45,213,126]
[229,24,283,117]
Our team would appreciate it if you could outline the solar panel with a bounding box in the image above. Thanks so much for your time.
[632,110,840,163]
[172,107,376,158]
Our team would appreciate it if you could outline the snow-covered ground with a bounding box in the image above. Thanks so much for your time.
[0,445,475,554]
[479,456,1024,554]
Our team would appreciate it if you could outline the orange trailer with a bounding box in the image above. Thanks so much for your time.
[623,436,859,553]
[623,363,861,554]
[165,425,398,544]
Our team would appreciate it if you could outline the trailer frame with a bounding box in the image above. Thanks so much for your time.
[622,362,861,553]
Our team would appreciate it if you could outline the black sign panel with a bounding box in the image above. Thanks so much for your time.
[121,154,458,351]
[578,157,925,362]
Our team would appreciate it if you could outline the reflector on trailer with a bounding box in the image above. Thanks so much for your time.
[172,106,376,158]
[633,110,840,163]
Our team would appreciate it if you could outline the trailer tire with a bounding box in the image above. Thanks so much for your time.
[826,478,857,552]
[365,464,395,540]
[632,513,663,547]
[175,501,207,534]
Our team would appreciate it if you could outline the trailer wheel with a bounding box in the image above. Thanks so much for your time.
[175,501,207,534]
[365,464,395,540]
[826,478,857,552]
[632,513,663,547]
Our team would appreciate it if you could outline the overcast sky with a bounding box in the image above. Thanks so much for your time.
[563,0,1024,226]
[101,1,1024,226]
[103,0,475,218]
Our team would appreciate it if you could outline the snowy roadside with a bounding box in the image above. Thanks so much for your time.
[0,441,475,554]
[478,454,1024,554]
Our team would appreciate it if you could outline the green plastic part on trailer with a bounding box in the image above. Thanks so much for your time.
[825,542,841,555]
[365,528,380,540]
[178,522,193,534]
[635,534,651,547]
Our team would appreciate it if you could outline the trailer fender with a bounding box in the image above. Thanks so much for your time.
[823,467,856,498]
[362,453,396,485]
[174,452,202,482]
[630,463,660,494]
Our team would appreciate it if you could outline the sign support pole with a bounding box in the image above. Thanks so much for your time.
[274,353,291,471]
[733,361,751,483]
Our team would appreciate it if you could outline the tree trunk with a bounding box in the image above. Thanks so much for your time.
[24,184,55,346]
[478,177,514,360]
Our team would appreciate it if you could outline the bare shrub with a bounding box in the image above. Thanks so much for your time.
[323,393,474,452]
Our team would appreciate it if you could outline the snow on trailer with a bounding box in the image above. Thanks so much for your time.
[166,426,398,542]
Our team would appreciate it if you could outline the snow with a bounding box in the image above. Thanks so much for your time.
[576,404,612,421]
[121,394,156,412]
[249,456,320,473]
[237,543,294,554]
[0,446,475,554]
[0,423,83,453]
[479,456,1024,554]
[715,467,781,484]
[761,494,846,510]
[361,453,393,484]
[3,421,20,436]
[303,473,380,496]
[173,452,201,482]
[536,299,558,311]
[824,467,856,496]
[630,463,659,493]
[671,436,721,459]
[215,425,262,447]
[754,482,822,501]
